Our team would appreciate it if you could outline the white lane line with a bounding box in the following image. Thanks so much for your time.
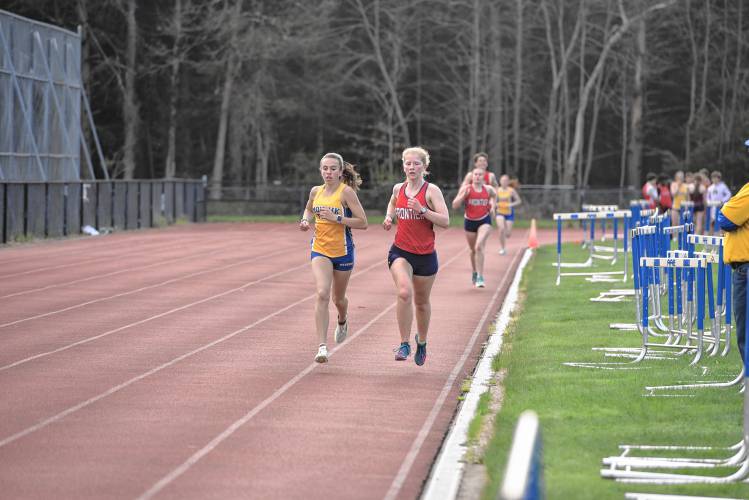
[0,257,307,372]
[0,236,211,280]
[0,225,283,280]
[0,241,252,300]
[0,244,298,329]
[0,258,387,449]
[384,243,525,500]
[421,248,533,500]
[136,246,467,500]
[136,304,397,500]
[0,241,375,371]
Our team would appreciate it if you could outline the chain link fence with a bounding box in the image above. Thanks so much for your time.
[206,184,641,218]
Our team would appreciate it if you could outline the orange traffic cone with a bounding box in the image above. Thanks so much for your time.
[528,218,539,249]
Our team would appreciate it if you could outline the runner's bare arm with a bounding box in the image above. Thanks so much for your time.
[510,188,522,207]
[488,186,498,218]
[490,173,499,189]
[451,185,469,210]
[383,183,401,230]
[341,186,368,229]
[300,186,318,231]
[424,185,450,228]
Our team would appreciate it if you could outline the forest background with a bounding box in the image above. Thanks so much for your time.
[6,0,748,198]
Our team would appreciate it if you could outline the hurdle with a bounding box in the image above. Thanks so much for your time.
[687,234,732,357]
[566,252,710,369]
[705,199,722,235]
[498,411,544,500]
[554,210,631,285]
[599,286,749,485]
[582,204,619,243]
[643,236,740,393]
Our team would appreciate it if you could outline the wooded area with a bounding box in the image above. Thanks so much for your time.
[6,0,748,196]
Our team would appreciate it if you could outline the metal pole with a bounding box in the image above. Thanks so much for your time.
[0,24,47,181]
[34,34,90,181]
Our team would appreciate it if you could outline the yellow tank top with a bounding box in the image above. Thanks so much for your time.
[312,183,353,258]
[497,187,514,215]
[672,183,688,209]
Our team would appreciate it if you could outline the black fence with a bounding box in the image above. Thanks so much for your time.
[1,180,206,244]
[206,185,641,219]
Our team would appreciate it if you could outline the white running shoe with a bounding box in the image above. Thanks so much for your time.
[499,248,507,255]
[315,344,328,363]
[334,318,348,343]
[475,275,485,288]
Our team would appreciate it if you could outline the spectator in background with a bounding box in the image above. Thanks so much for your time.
[642,172,659,210]
[707,171,732,235]
[671,170,688,226]
[689,172,707,234]
[717,142,748,362]
[657,174,673,214]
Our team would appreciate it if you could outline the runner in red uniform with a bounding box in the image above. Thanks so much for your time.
[383,147,450,366]
[452,167,497,288]
[461,152,498,190]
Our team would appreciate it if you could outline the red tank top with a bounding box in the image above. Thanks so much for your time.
[483,171,492,185]
[464,185,491,220]
[394,182,435,255]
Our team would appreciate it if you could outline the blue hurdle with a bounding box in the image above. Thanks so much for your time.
[554,210,633,285]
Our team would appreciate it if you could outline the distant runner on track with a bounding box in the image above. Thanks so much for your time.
[496,174,522,255]
[461,152,499,190]
[383,147,450,366]
[300,153,367,363]
[452,167,497,288]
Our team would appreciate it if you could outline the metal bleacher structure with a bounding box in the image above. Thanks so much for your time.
[0,10,204,244]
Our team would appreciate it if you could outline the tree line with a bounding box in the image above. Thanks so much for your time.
[7,0,748,196]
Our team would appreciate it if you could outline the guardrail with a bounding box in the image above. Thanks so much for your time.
[1,179,206,244]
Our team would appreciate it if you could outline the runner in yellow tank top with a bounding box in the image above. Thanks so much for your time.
[300,153,367,363]
[312,182,353,258]
[495,175,522,255]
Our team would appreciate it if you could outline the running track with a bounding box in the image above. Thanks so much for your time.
[0,223,568,499]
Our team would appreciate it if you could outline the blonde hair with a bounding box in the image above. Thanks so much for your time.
[401,146,431,177]
[320,152,362,191]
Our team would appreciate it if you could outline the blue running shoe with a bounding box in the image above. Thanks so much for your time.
[415,335,427,366]
[471,272,478,284]
[394,342,411,361]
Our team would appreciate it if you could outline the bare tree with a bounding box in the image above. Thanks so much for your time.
[122,0,138,179]
[209,0,243,200]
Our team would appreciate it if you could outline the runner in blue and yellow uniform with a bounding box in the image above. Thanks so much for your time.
[300,153,367,363]
[496,174,522,255]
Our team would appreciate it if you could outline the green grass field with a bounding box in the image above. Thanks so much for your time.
[481,243,748,499]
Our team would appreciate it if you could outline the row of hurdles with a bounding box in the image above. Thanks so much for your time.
[553,201,749,496]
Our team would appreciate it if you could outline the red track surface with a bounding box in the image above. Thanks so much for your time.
[0,223,570,499]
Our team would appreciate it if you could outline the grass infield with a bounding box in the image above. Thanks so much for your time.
[481,242,748,499]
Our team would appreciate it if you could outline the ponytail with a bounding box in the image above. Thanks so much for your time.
[341,161,362,191]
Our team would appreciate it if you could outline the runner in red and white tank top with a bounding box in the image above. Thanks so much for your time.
[394,181,435,254]
[461,152,498,191]
[383,147,450,367]
[452,167,497,288]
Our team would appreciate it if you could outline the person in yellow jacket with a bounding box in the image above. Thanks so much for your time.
[300,153,368,363]
[718,141,749,362]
